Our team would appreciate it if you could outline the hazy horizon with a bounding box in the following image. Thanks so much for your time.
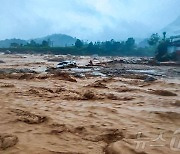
[0,0,180,41]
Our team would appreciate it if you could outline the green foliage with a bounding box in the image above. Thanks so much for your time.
[155,39,170,61]
[10,43,20,48]
[88,42,93,49]
[42,40,49,47]
[163,32,166,40]
[147,32,177,62]
[0,37,155,57]
[152,31,178,62]
[125,38,135,50]
[29,40,38,47]
[148,33,160,46]
[75,39,83,48]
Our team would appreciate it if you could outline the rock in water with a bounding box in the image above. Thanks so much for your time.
[0,134,18,150]
[144,76,157,82]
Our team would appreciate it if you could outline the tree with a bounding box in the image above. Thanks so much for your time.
[148,33,160,46]
[105,41,112,50]
[75,39,83,48]
[10,43,19,48]
[42,40,49,47]
[88,42,94,49]
[29,40,38,47]
[125,38,135,50]
[155,39,170,61]
[163,32,166,40]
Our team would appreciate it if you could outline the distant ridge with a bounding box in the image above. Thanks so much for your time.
[0,39,27,48]
[32,34,76,47]
[0,34,77,48]
[137,16,180,48]
[161,16,180,36]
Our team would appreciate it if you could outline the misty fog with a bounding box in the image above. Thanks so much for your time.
[0,0,180,41]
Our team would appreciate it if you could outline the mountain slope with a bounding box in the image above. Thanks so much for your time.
[0,39,27,48]
[161,16,180,36]
[33,34,76,47]
[0,34,77,48]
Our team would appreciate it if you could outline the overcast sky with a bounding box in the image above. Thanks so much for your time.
[0,0,180,41]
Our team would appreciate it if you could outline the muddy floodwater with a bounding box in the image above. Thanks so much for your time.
[0,54,180,154]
